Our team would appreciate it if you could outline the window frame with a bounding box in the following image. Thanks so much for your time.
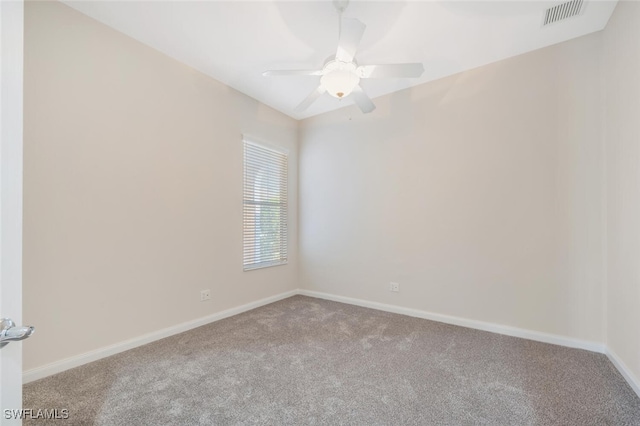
[242,137,289,271]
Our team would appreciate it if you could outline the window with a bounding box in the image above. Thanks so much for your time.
[243,140,288,271]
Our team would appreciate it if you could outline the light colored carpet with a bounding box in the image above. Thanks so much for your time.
[24,295,640,425]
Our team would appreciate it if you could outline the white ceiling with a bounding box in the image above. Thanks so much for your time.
[63,0,618,120]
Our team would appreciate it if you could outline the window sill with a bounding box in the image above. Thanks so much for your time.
[243,261,288,272]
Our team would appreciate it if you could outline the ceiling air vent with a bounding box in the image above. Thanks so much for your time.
[543,0,585,26]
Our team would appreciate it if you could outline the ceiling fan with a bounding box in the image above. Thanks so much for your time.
[263,0,425,114]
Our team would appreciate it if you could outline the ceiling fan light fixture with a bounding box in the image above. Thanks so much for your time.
[320,60,360,99]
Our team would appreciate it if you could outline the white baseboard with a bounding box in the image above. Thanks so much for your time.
[23,290,297,383]
[606,348,640,399]
[297,289,606,354]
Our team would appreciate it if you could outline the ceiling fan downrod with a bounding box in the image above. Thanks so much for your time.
[333,0,350,41]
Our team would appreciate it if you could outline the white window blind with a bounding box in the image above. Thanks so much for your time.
[243,140,288,271]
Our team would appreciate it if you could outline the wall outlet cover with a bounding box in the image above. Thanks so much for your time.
[200,289,211,301]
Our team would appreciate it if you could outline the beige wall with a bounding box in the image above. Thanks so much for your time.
[23,1,298,371]
[603,1,640,386]
[299,33,605,344]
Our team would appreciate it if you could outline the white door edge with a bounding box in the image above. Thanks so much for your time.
[0,0,24,424]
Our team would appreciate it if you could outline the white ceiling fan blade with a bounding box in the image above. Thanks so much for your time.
[351,85,375,114]
[295,85,326,112]
[335,18,366,63]
[357,63,425,79]
[263,69,323,77]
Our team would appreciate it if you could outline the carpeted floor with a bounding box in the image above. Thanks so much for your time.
[24,295,640,425]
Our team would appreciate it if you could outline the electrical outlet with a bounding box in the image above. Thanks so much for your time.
[389,282,400,292]
[200,289,211,302]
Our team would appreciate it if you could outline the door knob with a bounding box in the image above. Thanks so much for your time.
[0,318,35,348]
